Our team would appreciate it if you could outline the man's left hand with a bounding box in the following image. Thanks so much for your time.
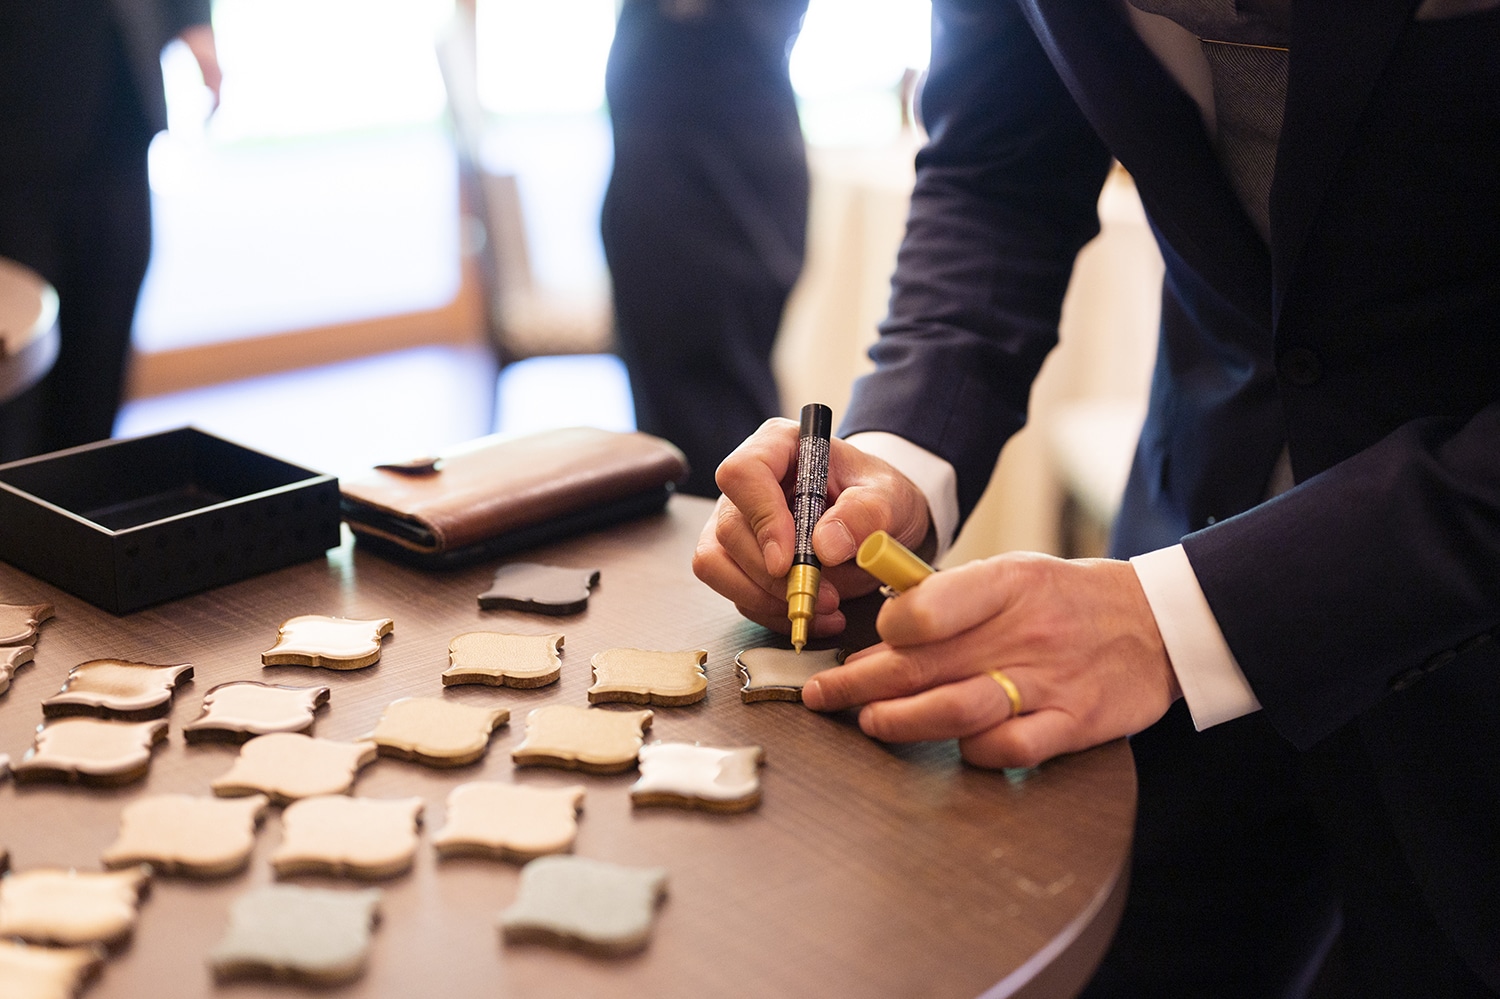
[801,552,1181,769]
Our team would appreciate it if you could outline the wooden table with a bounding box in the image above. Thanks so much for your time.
[0,496,1134,998]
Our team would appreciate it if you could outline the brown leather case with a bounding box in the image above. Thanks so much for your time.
[338,427,689,567]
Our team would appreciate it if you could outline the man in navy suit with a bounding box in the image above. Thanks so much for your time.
[0,0,218,462]
[694,1,1500,995]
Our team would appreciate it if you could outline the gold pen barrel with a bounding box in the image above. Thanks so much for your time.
[786,562,820,651]
[856,530,935,593]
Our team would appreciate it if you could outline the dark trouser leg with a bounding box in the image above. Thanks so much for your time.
[45,150,152,453]
[1079,703,1341,999]
[1299,722,1497,999]
[0,150,151,461]
[1083,701,1498,998]
[602,120,806,497]
[605,227,794,498]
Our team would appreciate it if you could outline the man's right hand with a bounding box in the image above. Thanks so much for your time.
[691,418,932,637]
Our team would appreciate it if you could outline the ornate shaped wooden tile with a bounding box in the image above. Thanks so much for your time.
[211,733,378,803]
[0,867,151,948]
[478,563,600,615]
[0,645,34,696]
[588,648,708,706]
[11,718,167,786]
[271,796,425,879]
[499,856,667,956]
[261,615,394,670]
[630,742,765,813]
[368,697,508,768]
[511,705,653,774]
[183,681,331,743]
[735,646,844,702]
[41,660,194,720]
[0,602,52,646]
[442,632,563,689]
[0,939,102,999]
[210,884,381,985]
[433,782,585,862]
[101,794,269,877]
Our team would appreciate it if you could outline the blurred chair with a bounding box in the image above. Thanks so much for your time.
[433,4,614,371]
[0,257,60,406]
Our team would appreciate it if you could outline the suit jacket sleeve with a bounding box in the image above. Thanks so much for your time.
[1183,403,1500,749]
[840,0,1113,520]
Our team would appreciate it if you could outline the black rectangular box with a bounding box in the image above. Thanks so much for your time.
[0,428,341,613]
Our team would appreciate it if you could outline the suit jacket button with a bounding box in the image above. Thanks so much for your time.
[1389,667,1424,691]
[1278,347,1322,386]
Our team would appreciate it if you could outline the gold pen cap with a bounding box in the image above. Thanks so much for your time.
[856,531,935,593]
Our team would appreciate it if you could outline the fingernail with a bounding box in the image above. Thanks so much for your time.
[816,520,856,563]
[765,539,785,573]
[801,678,824,710]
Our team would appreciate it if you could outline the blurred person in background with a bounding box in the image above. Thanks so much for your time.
[0,0,220,463]
[601,0,810,497]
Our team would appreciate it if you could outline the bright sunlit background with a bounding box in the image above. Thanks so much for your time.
[161,0,932,150]
[143,0,460,351]
[189,0,452,142]
[469,0,931,137]
[134,0,933,425]
[791,0,932,145]
[475,0,618,116]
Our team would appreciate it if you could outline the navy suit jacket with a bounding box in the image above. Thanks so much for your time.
[842,0,1500,984]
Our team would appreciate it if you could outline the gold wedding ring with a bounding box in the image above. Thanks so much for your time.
[987,669,1023,718]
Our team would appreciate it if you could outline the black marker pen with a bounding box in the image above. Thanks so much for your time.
[786,403,832,652]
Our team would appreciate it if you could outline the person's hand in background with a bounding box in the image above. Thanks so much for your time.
[178,23,222,112]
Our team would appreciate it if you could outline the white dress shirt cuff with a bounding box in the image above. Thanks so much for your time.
[1130,544,1262,730]
[844,432,961,560]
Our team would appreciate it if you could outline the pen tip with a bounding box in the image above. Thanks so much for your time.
[789,617,809,653]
